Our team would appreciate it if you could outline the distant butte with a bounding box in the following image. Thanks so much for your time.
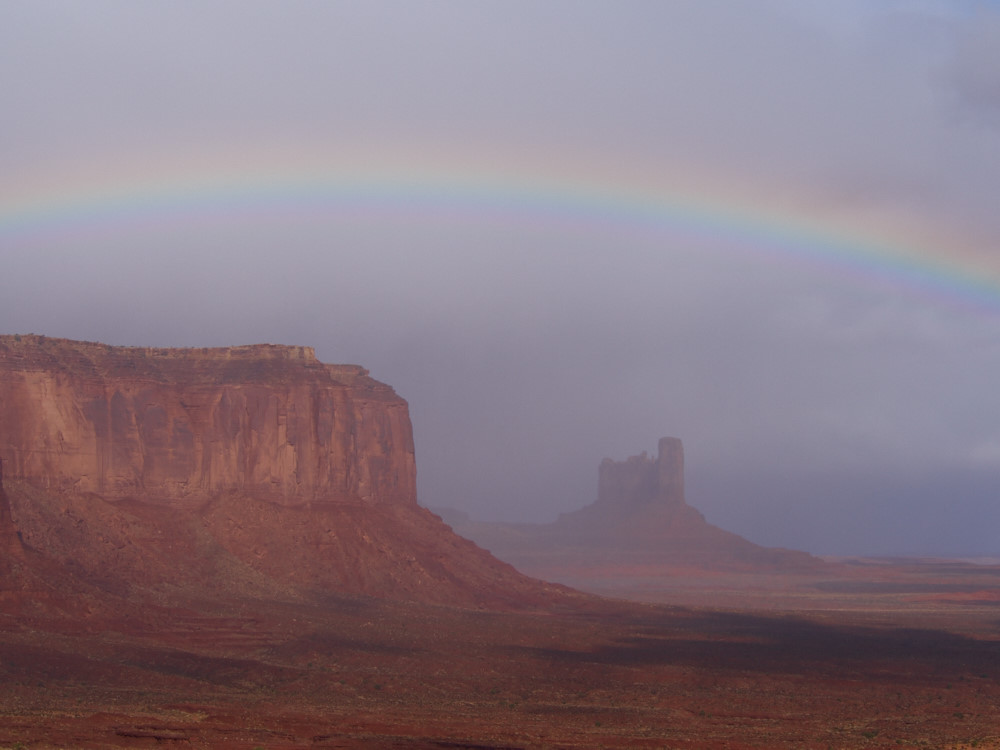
[0,335,568,610]
[438,437,822,588]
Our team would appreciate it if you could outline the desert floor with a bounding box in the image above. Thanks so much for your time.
[2,558,1000,749]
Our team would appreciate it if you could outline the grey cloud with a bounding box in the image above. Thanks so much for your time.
[946,8,1000,123]
[2,1,1000,556]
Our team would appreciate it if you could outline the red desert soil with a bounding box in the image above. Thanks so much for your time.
[3,574,1000,749]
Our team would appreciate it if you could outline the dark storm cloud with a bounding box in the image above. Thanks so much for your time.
[2,1,1000,556]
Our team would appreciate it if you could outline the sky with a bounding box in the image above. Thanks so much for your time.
[2,0,999,557]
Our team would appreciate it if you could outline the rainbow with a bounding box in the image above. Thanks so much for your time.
[2,153,999,313]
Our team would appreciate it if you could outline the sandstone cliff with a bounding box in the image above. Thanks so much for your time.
[0,336,565,609]
[0,335,415,506]
[0,458,24,565]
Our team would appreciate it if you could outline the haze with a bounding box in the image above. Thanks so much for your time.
[2,1,999,557]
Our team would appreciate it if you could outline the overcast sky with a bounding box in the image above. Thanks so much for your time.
[2,1,1000,556]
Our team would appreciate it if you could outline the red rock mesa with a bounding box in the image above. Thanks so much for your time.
[0,335,563,608]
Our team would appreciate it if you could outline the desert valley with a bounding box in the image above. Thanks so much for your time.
[2,335,999,749]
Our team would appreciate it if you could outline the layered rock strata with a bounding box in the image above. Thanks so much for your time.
[0,335,563,609]
[0,336,414,506]
[0,458,24,563]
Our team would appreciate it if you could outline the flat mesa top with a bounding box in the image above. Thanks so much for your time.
[0,335,315,360]
[0,335,374,385]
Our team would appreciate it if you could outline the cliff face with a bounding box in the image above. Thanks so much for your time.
[0,336,563,609]
[0,336,415,506]
[0,459,22,559]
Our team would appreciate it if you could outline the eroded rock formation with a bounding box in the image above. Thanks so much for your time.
[443,438,822,581]
[0,335,414,506]
[0,336,564,609]
[597,436,685,508]
[550,436,708,535]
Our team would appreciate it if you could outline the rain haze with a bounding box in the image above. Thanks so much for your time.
[2,1,999,557]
